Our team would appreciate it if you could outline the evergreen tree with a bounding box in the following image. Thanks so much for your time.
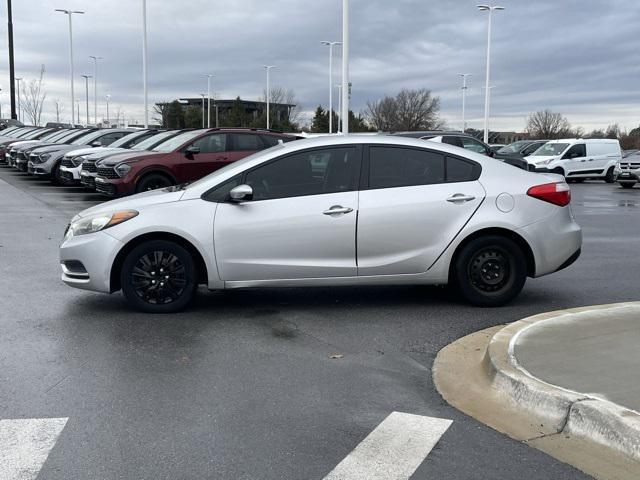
[184,106,202,128]
[227,97,248,127]
[310,106,329,133]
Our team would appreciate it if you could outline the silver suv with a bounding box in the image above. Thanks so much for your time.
[614,151,640,189]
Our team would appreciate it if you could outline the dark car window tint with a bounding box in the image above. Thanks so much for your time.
[97,132,128,146]
[259,135,280,148]
[442,136,463,148]
[245,147,357,201]
[191,134,227,153]
[461,137,488,154]
[369,147,445,189]
[205,175,242,202]
[233,133,263,151]
[563,144,586,159]
[446,157,480,183]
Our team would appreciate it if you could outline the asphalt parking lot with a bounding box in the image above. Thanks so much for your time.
[1,168,638,479]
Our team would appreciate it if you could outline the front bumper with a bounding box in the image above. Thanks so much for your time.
[60,230,124,293]
[615,171,639,183]
[59,165,82,184]
[80,170,97,189]
[95,176,131,197]
[27,161,49,176]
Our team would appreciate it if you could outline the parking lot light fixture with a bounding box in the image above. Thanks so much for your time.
[263,65,276,130]
[204,74,213,128]
[89,56,102,125]
[477,4,504,143]
[321,41,342,134]
[55,9,84,128]
[459,73,471,132]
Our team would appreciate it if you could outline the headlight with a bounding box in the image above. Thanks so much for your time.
[64,210,138,240]
[39,153,51,162]
[114,163,132,177]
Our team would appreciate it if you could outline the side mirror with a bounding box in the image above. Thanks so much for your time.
[91,141,102,147]
[229,184,253,202]
[185,146,200,156]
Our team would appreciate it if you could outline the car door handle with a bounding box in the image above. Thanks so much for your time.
[580,159,586,162]
[323,205,353,215]
[446,194,476,203]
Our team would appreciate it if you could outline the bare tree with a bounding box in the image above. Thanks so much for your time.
[366,88,442,132]
[22,65,47,125]
[525,109,572,139]
[260,86,300,129]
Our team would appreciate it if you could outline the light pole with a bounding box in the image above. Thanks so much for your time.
[89,56,102,125]
[105,94,110,125]
[321,41,342,134]
[55,101,60,122]
[335,84,343,133]
[458,73,471,133]
[263,65,276,129]
[55,9,84,128]
[341,0,350,134]
[141,0,149,128]
[7,0,17,120]
[200,93,206,128]
[477,4,504,143]
[15,77,21,122]
[81,75,91,126]
[204,74,213,128]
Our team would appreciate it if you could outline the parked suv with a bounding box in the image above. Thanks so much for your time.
[12,129,90,170]
[525,139,622,182]
[614,151,640,189]
[94,128,298,197]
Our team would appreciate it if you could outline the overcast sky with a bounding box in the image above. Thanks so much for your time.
[1,0,639,132]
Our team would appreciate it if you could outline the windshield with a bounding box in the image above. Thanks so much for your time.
[107,131,144,148]
[186,144,286,190]
[39,130,67,141]
[497,141,529,154]
[23,129,48,139]
[132,130,177,151]
[55,130,83,143]
[70,130,107,145]
[531,143,569,156]
[151,130,206,152]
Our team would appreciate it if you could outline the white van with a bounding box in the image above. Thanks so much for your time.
[525,139,621,182]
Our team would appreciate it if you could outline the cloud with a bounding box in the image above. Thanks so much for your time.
[0,0,638,131]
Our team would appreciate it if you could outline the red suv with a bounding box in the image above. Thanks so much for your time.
[94,128,298,197]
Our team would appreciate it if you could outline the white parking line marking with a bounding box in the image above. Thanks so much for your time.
[323,412,452,480]
[0,417,68,480]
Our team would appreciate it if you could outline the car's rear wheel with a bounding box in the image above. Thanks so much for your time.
[121,240,197,313]
[135,173,174,193]
[604,167,615,183]
[551,167,565,177]
[621,183,635,189]
[454,236,527,307]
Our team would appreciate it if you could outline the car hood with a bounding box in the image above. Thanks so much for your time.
[100,151,162,166]
[31,144,82,155]
[84,147,130,160]
[64,146,109,157]
[7,140,41,149]
[73,188,186,220]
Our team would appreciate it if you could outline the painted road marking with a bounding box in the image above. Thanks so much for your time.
[0,417,68,480]
[323,412,452,480]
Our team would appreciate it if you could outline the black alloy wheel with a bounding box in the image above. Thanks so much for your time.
[136,173,174,193]
[121,240,197,313]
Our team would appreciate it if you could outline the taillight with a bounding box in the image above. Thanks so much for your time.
[527,182,571,207]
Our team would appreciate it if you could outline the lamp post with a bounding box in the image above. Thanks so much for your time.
[81,75,91,126]
[89,56,102,125]
[55,9,84,128]
[477,4,504,143]
[141,0,149,128]
[262,65,276,129]
[105,94,110,125]
[321,41,342,134]
[7,0,17,120]
[15,77,21,122]
[204,74,213,128]
[200,93,206,128]
[335,84,343,133]
[458,73,471,133]
[341,0,350,134]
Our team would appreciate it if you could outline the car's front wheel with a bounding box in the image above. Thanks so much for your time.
[121,240,197,313]
[454,236,527,307]
[135,173,174,193]
[620,183,635,189]
[604,167,615,183]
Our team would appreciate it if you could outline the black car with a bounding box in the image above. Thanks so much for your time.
[493,140,548,170]
[390,131,498,156]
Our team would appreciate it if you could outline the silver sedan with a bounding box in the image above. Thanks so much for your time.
[59,135,582,312]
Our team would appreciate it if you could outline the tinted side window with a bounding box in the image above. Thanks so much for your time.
[98,132,127,146]
[461,137,488,154]
[442,136,463,148]
[563,144,586,159]
[126,132,155,147]
[245,147,358,201]
[369,147,445,189]
[204,175,242,202]
[259,135,280,148]
[522,143,539,156]
[232,133,263,151]
[190,134,227,153]
[446,157,480,183]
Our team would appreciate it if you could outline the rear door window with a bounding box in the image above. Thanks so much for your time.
[368,146,445,189]
[232,133,263,151]
[442,136,463,148]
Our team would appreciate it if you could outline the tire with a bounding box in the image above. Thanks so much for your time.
[51,162,63,185]
[621,183,635,189]
[551,167,565,177]
[604,167,615,183]
[120,240,197,313]
[453,236,527,307]
[135,173,174,193]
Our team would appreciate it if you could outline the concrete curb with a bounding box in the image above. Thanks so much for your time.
[485,302,640,461]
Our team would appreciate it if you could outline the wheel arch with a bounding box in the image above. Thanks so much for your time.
[448,227,536,281]
[110,231,209,292]
[134,167,178,188]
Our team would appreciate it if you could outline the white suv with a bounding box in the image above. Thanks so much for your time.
[614,151,640,189]
[525,139,621,183]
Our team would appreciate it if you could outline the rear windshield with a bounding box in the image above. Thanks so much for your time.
[531,143,569,156]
